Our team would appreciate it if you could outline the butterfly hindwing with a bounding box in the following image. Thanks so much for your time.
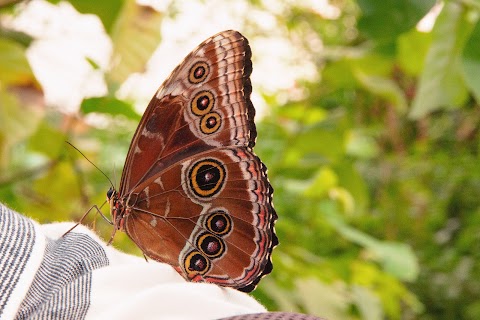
[123,146,276,291]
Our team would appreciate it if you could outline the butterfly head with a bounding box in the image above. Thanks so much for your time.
[106,187,125,231]
[106,186,116,201]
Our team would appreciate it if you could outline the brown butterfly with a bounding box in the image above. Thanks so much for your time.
[107,30,277,292]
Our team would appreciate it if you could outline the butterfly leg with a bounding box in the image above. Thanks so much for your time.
[107,228,116,246]
[62,202,111,237]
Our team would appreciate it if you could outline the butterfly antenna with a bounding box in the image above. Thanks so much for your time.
[66,141,115,189]
[113,162,117,189]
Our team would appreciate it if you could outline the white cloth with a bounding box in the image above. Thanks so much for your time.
[0,204,266,320]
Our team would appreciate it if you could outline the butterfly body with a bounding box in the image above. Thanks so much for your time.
[108,30,277,292]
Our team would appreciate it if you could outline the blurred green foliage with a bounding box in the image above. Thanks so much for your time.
[1,0,480,319]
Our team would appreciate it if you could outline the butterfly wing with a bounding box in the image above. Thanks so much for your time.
[120,30,256,195]
[119,30,277,292]
[123,147,276,291]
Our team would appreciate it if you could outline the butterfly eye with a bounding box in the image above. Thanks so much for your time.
[206,211,232,236]
[188,61,209,84]
[107,187,115,200]
[189,159,225,198]
[197,233,225,258]
[191,90,214,116]
[184,251,210,276]
[200,112,221,134]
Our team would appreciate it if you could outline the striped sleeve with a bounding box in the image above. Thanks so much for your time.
[15,233,109,319]
[0,205,40,319]
[0,204,109,320]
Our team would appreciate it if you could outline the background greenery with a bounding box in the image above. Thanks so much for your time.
[1,0,480,319]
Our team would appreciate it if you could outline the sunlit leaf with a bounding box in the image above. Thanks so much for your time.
[326,187,354,215]
[65,0,124,33]
[325,208,419,281]
[107,0,163,88]
[334,160,370,214]
[410,2,473,119]
[28,121,67,158]
[260,278,300,312]
[0,26,33,47]
[345,129,380,159]
[0,38,35,85]
[0,88,43,168]
[350,53,394,77]
[355,71,407,113]
[304,166,338,198]
[32,161,81,222]
[322,59,359,89]
[277,103,327,125]
[357,0,436,40]
[397,29,432,76]
[462,19,480,103]
[370,241,419,282]
[81,96,140,120]
[351,285,383,320]
[351,261,423,318]
[293,126,345,162]
[295,278,349,319]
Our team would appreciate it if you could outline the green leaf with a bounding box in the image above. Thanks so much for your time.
[293,125,345,162]
[462,20,480,103]
[371,241,419,282]
[322,59,359,89]
[107,0,163,88]
[409,2,474,119]
[0,27,33,47]
[32,161,81,221]
[397,29,432,76]
[345,129,380,159]
[351,53,394,77]
[351,285,384,320]
[355,71,407,113]
[0,88,43,168]
[295,278,349,318]
[334,160,370,214]
[357,0,436,40]
[351,262,423,318]
[304,166,338,198]
[260,278,300,312]
[325,208,419,281]
[0,38,35,85]
[65,0,124,33]
[277,103,327,125]
[81,96,140,120]
[28,122,67,158]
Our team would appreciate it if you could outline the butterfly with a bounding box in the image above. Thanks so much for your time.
[107,30,277,292]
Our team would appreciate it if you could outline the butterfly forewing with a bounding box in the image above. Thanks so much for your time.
[113,30,277,292]
[120,31,255,195]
